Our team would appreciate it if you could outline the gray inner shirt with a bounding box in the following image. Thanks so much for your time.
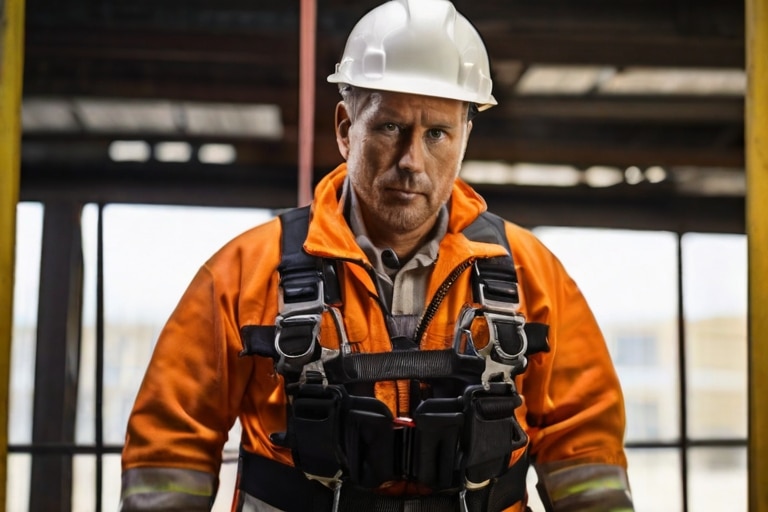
[344,179,448,340]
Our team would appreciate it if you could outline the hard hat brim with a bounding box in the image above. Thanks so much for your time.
[327,73,497,111]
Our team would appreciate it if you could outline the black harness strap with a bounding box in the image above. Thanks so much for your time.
[277,205,342,308]
[322,348,485,383]
[238,207,548,511]
[239,450,529,512]
[241,322,548,359]
[278,206,316,273]
[462,211,513,254]
[277,206,325,315]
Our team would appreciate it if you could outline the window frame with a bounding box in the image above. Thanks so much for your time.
[9,199,747,512]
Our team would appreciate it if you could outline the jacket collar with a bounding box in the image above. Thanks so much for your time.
[303,163,503,263]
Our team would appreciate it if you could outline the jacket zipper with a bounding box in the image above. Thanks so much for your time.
[413,258,474,344]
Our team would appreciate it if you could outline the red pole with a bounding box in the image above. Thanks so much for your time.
[298,0,317,206]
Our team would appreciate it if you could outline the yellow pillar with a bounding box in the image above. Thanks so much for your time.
[747,0,768,510]
[0,0,25,509]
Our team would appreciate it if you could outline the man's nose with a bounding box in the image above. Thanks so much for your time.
[398,132,425,173]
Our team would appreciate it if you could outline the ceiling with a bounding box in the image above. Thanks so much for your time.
[20,0,746,233]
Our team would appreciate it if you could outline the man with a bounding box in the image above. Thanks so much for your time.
[120,1,634,511]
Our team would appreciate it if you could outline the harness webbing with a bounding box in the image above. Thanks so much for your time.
[322,348,485,382]
[241,320,549,359]
[278,206,342,307]
[238,206,550,512]
[239,449,530,512]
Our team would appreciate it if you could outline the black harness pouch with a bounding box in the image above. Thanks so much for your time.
[288,378,347,480]
[411,397,465,489]
[462,382,527,485]
[344,395,398,488]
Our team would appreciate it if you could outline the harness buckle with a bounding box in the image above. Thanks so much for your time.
[472,263,528,377]
[453,306,528,379]
[275,313,322,374]
[275,269,325,374]
[484,311,527,367]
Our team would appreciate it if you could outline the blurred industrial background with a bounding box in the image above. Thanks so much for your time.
[3,0,767,511]
[20,0,746,231]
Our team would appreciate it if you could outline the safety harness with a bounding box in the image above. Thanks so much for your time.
[239,206,550,512]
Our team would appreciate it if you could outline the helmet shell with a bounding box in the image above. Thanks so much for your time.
[327,0,497,111]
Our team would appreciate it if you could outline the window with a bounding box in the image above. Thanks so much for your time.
[9,212,747,511]
[682,233,747,441]
[682,234,747,512]
[9,202,273,512]
[8,203,43,512]
[614,333,658,367]
[625,400,660,440]
[530,227,747,512]
[81,204,272,511]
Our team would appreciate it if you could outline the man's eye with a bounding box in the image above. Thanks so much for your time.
[427,128,445,139]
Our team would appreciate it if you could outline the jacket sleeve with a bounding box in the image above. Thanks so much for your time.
[119,226,277,510]
[508,224,634,511]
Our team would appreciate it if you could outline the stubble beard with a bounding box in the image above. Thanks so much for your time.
[362,172,435,235]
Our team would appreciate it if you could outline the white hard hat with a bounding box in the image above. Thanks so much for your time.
[327,0,497,111]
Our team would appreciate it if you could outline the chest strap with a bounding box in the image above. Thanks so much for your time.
[241,321,549,361]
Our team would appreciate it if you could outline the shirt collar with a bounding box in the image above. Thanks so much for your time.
[344,178,448,278]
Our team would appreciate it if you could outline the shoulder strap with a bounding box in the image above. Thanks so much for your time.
[462,211,513,253]
[278,206,314,271]
[463,212,550,356]
[463,212,520,306]
[278,206,341,307]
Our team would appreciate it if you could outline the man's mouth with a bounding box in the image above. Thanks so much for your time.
[388,188,420,200]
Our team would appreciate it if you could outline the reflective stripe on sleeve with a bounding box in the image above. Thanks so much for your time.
[120,467,216,511]
[535,462,634,512]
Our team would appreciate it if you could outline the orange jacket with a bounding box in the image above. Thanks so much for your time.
[121,164,628,511]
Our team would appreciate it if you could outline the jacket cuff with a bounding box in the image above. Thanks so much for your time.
[535,462,634,512]
[120,467,216,511]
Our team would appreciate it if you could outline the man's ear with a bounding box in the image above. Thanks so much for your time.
[460,119,473,161]
[335,102,351,160]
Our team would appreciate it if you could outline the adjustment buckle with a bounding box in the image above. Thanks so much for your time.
[279,276,324,316]
[475,267,520,313]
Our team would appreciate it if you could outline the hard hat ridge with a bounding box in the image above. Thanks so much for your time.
[328,0,497,111]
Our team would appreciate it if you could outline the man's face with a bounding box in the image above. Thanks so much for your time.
[335,90,472,241]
